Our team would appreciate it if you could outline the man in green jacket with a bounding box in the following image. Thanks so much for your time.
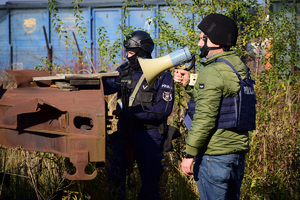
[174,14,251,200]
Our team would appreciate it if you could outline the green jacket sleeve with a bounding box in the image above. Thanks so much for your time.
[184,65,224,156]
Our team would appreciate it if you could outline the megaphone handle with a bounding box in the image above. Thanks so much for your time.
[174,64,183,85]
[174,68,189,86]
[185,54,195,71]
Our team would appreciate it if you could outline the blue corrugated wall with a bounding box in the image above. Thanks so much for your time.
[0,5,191,73]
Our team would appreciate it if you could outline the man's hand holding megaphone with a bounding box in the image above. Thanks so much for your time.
[174,53,195,86]
[174,68,190,86]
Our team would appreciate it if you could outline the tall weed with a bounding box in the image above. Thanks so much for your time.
[241,71,300,199]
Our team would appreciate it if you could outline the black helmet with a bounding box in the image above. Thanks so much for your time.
[123,30,154,58]
[198,14,238,47]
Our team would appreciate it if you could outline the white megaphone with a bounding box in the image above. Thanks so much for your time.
[138,46,192,86]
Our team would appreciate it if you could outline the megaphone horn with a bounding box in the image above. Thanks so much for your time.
[138,46,192,86]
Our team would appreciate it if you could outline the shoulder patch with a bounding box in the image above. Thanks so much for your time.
[162,91,172,101]
[199,84,205,89]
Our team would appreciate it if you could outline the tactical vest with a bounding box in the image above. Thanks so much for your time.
[118,63,158,108]
[118,63,166,129]
[184,59,256,131]
[183,94,196,131]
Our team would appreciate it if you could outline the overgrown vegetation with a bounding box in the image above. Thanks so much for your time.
[241,71,300,199]
[0,0,300,199]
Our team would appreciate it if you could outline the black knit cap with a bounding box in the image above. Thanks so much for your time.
[197,14,238,46]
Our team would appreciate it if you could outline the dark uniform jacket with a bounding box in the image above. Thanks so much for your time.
[103,62,174,131]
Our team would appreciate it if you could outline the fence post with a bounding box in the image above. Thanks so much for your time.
[43,25,53,74]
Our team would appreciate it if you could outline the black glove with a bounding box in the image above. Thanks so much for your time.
[120,108,139,120]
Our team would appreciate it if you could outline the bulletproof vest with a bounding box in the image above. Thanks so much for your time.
[183,94,196,131]
[131,78,158,108]
[184,59,256,131]
[118,63,157,109]
[215,58,256,131]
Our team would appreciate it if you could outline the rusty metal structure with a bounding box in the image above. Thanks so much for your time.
[0,69,118,180]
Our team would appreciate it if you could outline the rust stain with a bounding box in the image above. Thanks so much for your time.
[0,69,118,180]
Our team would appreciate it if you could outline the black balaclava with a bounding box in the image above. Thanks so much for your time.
[127,54,141,71]
[126,48,151,71]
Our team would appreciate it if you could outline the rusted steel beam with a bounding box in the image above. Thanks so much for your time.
[0,69,119,180]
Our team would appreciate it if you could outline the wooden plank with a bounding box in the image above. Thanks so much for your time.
[70,79,100,86]
[33,72,119,81]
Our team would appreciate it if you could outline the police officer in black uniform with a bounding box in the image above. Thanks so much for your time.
[104,30,174,200]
